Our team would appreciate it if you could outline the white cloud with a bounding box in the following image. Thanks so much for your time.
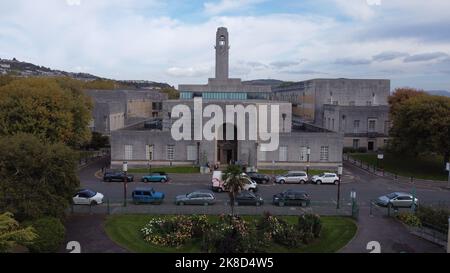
[204,0,266,15]
[66,0,81,6]
[166,66,212,77]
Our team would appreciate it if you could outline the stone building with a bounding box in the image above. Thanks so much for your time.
[110,27,343,169]
[85,89,167,135]
[272,79,390,151]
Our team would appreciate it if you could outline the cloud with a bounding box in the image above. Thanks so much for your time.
[66,0,81,6]
[372,51,408,62]
[270,61,301,69]
[245,61,268,68]
[203,0,266,15]
[404,52,449,63]
[332,0,379,21]
[334,58,372,65]
[285,69,328,75]
[166,66,211,77]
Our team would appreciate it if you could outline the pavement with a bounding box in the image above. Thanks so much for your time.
[63,157,450,253]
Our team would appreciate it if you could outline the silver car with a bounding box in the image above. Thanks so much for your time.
[376,192,418,208]
[275,171,308,184]
[175,190,216,206]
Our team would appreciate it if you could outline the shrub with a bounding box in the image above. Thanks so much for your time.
[297,214,322,239]
[356,147,367,153]
[343,147,356,154]
[416,206,449,232]
[396,212,421,227]
[25,217,65,253]
[141,216,193,248]
[190,215,210,238]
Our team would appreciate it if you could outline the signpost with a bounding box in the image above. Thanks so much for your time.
[336,166,343,209]
[446,162,450,189]
[377,154,384,171]
[123,161,128,207]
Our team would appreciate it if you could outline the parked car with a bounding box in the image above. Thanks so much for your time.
[272,189,310,207]
[103,171,134,182]
[141,172,169,183]
[311,172,340,185]
[245,172,271,184]
[275,171,308,184]
[235,191,264,206]
[175,190,216,206]
[132,187,165,204]
[211,171,258,192]
[72,189,104,205]
[376,192,419,208]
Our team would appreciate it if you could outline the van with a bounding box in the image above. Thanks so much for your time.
[211,171,258,192]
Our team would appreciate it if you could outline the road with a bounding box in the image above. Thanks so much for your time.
[78,158,450,211]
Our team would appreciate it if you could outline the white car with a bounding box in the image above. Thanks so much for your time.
[211,171,258,192]
[72,189,104,205]
[311,172,340,185]
[275,171,308,184]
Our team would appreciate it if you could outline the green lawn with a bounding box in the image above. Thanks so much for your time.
[104,214,356,253]
[350,153,447,181]
[128,166,200,174]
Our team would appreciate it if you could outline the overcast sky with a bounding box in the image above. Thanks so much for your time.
[1,0,450,90]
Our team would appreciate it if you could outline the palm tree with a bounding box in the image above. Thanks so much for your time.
[222,164,247,217]
[0,212,37,253]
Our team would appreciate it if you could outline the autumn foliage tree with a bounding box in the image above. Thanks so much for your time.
[0,77,92,148]
[388,88,450,166]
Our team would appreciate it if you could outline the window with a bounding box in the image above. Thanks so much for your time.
[368,119,377,132]
[146,145,154,161]
[332,119,335,130]
[353,139,360,149]
[279,146,288,162]
[320,146,329,161]
[167,145,175,161]
[299,147,308,162]
[384,120,390,135]
[124,145,133,160]
[187,145,198,161]
[349,101,355,106]
[353,120,360,129]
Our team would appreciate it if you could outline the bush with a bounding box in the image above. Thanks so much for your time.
[141,216,193,248]
[416,206,449,232]
[356,147,367,153]
[396,212,421,227]
[25,217,65,253]
[343,147,356,154]
[298,214,322,239]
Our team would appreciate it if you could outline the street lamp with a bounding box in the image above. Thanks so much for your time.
[306,147,311,176]
[123,161,128,207]
[446,162,450,189]
[336,166,343,209]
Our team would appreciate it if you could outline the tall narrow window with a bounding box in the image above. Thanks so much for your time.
[320,146,329,161]
[368,119,377,132]
[187,145,198,161]
[167,145,175,161]
[146,145,154,161]
[299,147,308,162]
[124,145,133,160]
[352,139,360,149]
[279,146,288,162]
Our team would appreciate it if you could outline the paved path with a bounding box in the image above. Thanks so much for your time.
[340,207,445,253]
[61,214,128,253]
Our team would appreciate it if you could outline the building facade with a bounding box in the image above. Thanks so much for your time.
[110,27,343,169]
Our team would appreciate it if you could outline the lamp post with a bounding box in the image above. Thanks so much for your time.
[446,162,450,189]
[197,142,200,166]
[306,147,311,176]
[377,153,384,171]
[122,161,128,207]
[336,166,343,209]
[255,142,259,171]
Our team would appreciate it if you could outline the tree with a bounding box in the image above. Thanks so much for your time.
[161,87,180,99]
[222,164,247,217]
[389,94,450,166]
[0,77,93,148]
[0,212,37,253]
[82,131,110,150]
[0,133,80,221]
[388,88,427,119]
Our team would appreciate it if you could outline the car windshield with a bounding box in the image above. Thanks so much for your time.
[318,173,325,177]
[83,189,96,198]
[386,193,398,199]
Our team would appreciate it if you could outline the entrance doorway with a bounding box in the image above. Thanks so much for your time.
[217,124,238,164]
[368,141,374,151]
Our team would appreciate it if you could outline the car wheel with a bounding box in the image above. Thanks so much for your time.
[299,180,305,184]
[217,188,223,193]
[334,180,338,185]
[144,178,149,183]
[279,179,285,184]
[316,180,322,185]
[249,188,255,192]
[279,201,285,207]
[178,202,184,206]
[234,201,239,206]
[256,201,261,206]
[161,178,167,183]
[204,202,209,206]
[90,200,97,206]
[108,178,112,182]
